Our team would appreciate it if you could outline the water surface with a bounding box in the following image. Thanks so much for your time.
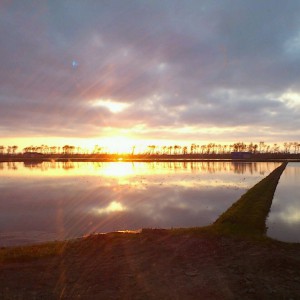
[0,161,280,246]
[267,162,300,243]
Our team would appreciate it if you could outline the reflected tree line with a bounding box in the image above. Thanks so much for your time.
[0,161,280,175]
[0,141,300,156]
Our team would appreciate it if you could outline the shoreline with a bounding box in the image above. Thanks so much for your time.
[1,152,300,163]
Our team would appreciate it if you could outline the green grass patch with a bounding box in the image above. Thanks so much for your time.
[212,162,287,237]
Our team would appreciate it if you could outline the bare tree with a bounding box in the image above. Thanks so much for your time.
[147,145,156,155]
[190,144,196,154]
[0,145,5,155]
[131,146,136,155]
[12,145,18,155]
[50,146,57,154]
[174,145,181,155]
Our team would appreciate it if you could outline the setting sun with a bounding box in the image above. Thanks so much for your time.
[97,136,136,154]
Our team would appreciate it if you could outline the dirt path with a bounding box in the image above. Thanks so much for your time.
[1,231,300,299]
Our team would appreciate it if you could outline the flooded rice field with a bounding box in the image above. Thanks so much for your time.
[0,161,281,246]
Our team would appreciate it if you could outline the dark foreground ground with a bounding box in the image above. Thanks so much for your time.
[1,230,300,300]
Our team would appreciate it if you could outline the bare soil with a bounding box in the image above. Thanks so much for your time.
[1,230,300,299]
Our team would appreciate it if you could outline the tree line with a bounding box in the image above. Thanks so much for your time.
[1,141,300,156]
[145,142,300,155]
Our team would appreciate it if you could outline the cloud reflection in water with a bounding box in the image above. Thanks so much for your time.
[267,162,300,243]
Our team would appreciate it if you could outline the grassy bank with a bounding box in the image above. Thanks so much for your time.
[212,162,287,236]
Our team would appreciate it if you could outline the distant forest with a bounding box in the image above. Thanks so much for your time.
[1,141,300,156]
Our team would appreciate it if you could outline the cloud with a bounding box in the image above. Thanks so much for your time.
[1,1,300,142]
[93,201,127,215]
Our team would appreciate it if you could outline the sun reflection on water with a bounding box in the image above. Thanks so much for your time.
[99,162,136,177]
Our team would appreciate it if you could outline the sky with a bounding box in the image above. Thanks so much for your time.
[1,1,300,152]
